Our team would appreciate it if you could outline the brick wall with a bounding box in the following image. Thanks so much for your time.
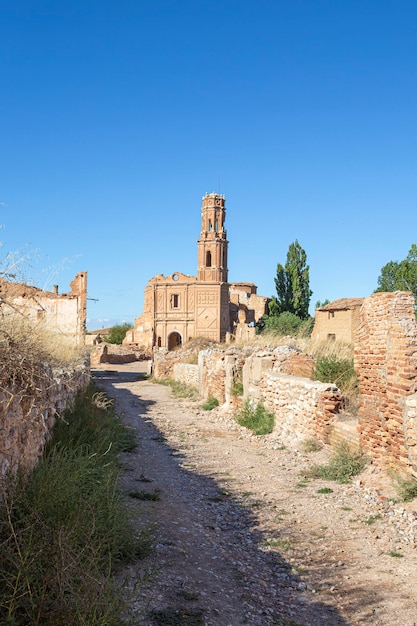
[355,292,417,475]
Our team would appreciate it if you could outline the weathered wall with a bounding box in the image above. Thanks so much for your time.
[312,298,364,343]
[355,292,417,476]
[173,363,199,389]
[0,272,87,346]
[198,349,227,403]
[243,353,342,445]
[90,344,138,365]
[0,364,90,476]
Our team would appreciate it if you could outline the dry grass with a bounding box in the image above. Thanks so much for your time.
[231,330,354,359]
[0,312,86,368]
[0,313,86,420]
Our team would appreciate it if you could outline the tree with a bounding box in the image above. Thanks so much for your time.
[274,240,312,319]
[315,299,330,309]
[107,323,132,345]
[375,244,417,300]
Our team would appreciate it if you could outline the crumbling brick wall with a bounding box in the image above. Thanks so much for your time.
[355,292,417,475]
[0,364,90,476]
[244,354,342,445]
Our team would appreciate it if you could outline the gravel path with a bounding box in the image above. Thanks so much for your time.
[93,363,417,626]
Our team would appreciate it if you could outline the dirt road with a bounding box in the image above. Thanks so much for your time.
[93,363,417,626]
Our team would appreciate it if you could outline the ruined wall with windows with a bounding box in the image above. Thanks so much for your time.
[0,272,89,475]
[0,271,87,345]
[312,298,364,343]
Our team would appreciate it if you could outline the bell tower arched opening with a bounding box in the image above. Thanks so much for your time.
[197,193,228,282]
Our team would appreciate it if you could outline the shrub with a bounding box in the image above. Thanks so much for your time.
[235,400,275,435]
[201,396,219,411]
[306,444,368,484]
[394,477,417,502]
[312,355,358,412]
[301,438,322,453]
[231,381,244,396]
[107,323,133,345]
[312,356,356,391]
[259,311,305,336]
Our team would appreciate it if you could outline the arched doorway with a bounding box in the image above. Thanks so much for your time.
[168,331,182,351]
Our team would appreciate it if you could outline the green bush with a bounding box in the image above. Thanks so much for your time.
[306,444,368,484]
[235,400,275,435]
[312,356,356,391]
[0,384,146,626]
[201,396,219,411]
[231,381,244,396]
[395,477,417,502]
[257,311,314,337]
[107,323,133,345]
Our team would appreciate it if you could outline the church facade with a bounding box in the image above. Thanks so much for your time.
[124,193,268,350]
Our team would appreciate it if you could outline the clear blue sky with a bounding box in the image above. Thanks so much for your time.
[1,1,416,329]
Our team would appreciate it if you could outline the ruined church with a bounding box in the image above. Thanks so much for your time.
[124,193,268,350]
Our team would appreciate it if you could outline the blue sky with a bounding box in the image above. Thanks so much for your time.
[1,1,416,329]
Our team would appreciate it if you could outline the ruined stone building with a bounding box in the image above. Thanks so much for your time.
[312,298,365,343]
[124,193,268,350]
[0,271,87,345]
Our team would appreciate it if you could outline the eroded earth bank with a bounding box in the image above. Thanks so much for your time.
[93,362,417,626]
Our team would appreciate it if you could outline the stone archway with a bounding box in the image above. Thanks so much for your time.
[168,331,182,351]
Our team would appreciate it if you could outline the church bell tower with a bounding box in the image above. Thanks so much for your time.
[197,193,228,282]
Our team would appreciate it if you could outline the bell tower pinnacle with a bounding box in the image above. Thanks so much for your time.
[197,193,228,282]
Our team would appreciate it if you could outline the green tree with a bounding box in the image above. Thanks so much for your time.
[375,244,417,299]
[274,240,312,319]
[107,323,132,345]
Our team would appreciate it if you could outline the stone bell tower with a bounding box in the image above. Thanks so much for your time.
[197,193,228,282]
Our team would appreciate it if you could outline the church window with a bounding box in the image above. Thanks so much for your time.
[171,294,179,308]
[206,251,212,267]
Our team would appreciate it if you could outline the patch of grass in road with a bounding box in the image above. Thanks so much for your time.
[151,378,199,400]
[128,489,161,501]
[363,514,382,525]
[305,444,368,484]
[201,396,219,410]
[235,400,275,435]
[262,538,292,550]
[149,607,204,625]
[387,551,403,558]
